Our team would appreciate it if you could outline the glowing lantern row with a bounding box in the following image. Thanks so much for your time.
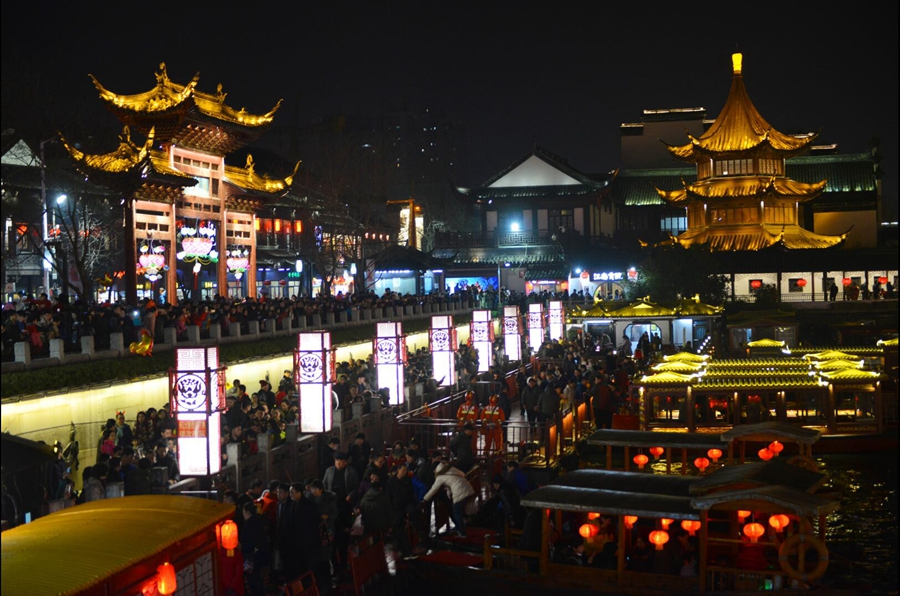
[768,441,784,456]
[157,562,177,595]
[624,515,638,529]
[681,520,701,536]
[649,446,664,460]
[758,447,774,461]
[177,222,218,264]
[221,520,238,556]
[768,514,790,533]
[633,453,649,469]
[226,248,250,279]
[579,523,599,538]
[743,522,765,543]
[694,457,710,473]
[649,530,669,550]
[707,448,722,462]
[138,243,167,282]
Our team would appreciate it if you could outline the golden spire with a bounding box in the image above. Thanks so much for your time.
[732,52,742,75]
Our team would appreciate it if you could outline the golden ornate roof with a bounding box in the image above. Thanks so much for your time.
[664,352,709,363]
[746,338,786,348]
[693,377,824,390]
[877,337,898,347]
[665,54,817,160]
[651,361,706,373]
[803,350,861,361]
[90,62,281,128]
[708,358,807,368]
[820,369,883,382]
[638,371,696,385]
[607,297,677,318]
[670,223,845,251]
[812,359,864,371]
[223,154,300,196]
[657,176,826,204]
[675,295,724,316]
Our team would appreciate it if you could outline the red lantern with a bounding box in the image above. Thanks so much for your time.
[878,276,888,284]
[707,448,722,462]
[587,512,602,521]
[579,523,599,538]
[694,457,710,473]
[768,514,790,533]
[633,453,649,469]
[758,447,774,461]
[842,277,852,286]
[649,446,664,460]
[768,441,784,456]
[743,522,765,543]
[221,520,239,556]
[796,278,808,288]
[737,510,751,521]
[279,279,287,286]
[624,515,638,529]
[649,530,669,550]
[263,280,271,286]
[660,518,674,529]
[157,562,177,595]
[681,520,701,536]
[750,279,762,289]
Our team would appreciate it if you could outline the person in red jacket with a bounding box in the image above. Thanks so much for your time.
[480,394,506,455]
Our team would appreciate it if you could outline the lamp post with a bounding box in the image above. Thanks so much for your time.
[39,137,56,295]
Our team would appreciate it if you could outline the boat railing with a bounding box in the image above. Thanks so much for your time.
[483,535,540,573]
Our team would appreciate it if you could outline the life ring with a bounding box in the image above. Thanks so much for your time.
[778,532,829,583]
[787,454,819,473]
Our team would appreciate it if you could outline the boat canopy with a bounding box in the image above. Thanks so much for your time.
[720,421,822,445]
[691,485,841,517]
[688,460,827,495]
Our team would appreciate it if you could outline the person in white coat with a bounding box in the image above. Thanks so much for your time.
[422,461,475,537]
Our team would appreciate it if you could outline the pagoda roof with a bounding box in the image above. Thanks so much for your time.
[802,350,863,361]
[223,153,300,198]
[650,361,706,373]
[669,222,845,251]
[657,176,826,204]
[665,54,818,161]
[637,371,696,385]
[664,352,710,363]
[60,127,196,195]
[877,337,898,347]
[675,295,724,316]
[812,359,864,371]
[89,63,281,154]
[746,338,787,348]
[693,376,824,390]
[708,358,807,368]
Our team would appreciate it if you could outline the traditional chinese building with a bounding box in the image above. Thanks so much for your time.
[60,63,298,303]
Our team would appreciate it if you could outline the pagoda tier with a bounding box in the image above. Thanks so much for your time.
[669,223,845,251]
[656,176,827,204]
[664,54,817,161]
[60,126,196,200]
[223,154,300,200]
[89,63,282,154]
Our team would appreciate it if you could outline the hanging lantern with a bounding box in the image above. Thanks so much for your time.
[649,530,669,551]
[263,280,271,286]
[694,457,710,473]
[707,448,722,462]
[768,441,784,456]
[633,453,649,469]
[157,562,177,595]
[579,523,599,538]
[681,520,701,536]
[750,279,762,289]
[796,278,808,288]
[842,277,852,286]
[768,514,790,534]
[587,512,602,521]
[624,515,638,529]
[221,520,239,556]
[758,447,774,461]
[743,522,765,543]
[737,510,751,521]
[660,518,674,530]
[878,276,888,284]
[649,446,664,460]
[279,279,287,286]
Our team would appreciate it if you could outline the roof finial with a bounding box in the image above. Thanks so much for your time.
[156,62,168,84]
[732,52,743,75]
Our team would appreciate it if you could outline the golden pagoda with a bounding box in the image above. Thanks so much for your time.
[656,54,846,251]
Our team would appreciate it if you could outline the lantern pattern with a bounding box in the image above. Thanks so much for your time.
[527,303,545,351]
[649,446,664,460]
[707,448,723,462]
[768,514,790,533]
[548,300,564,341]
[633,453,649,469]
[226,247,250,279]
[469,310,494,373]
[169,347,225,477]
[579,523,599,538]
[157,562,177,595]
[681,520,701,536]
[503,306,523,362]
[138,242,167,282]
[743,522,765,543]
[758,447,774,461]
[624,515,638,529]
[768,441,784,456]
[176,220,218,264]
[375,322,407,406]
[694,457,710,472]
[649,530,669,550]
[294,331,336,433]
[431,315,457,387]
[221,520,239,556]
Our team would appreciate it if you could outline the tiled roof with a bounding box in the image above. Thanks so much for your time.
[525,265,569,281]
[465,184,601,201]
[611,167,696,207]
[433,248,562,266]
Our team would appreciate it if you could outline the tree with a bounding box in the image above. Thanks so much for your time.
[622,243,727,304]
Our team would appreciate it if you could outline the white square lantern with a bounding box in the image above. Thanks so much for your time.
[430,315,457,387]
[548,300,564,341]
[374,321,407,406]
[470,310,494,373]
[294,331,336,433]
[169,346,226,477]
[503,306,523,362]
[527,303,545,351]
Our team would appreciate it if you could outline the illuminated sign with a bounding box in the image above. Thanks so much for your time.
[375,322,406,405]
[527,303,545,350]
[294,331,335,433]
[170,347,225,476]
[591,271,624,282]
[430,316,457,387]
[470,310,494,373]
[548,300,564,341]
[503,306,522,362]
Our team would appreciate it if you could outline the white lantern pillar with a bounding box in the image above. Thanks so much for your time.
[294,331,336,433]
[375,321,407,406]
[527,303,545,351]
[503,305,523,362]
[470,309,494,373]
[169,346,226,477]
[430,315,457,387]
[548,300,564,341]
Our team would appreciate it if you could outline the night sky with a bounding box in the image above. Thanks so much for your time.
[3,3,897,218]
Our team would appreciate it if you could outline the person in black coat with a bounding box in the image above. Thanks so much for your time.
[449,424,476,473]
[387,463,416,559]
[241,500,270,596]
[286,482,321,581]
